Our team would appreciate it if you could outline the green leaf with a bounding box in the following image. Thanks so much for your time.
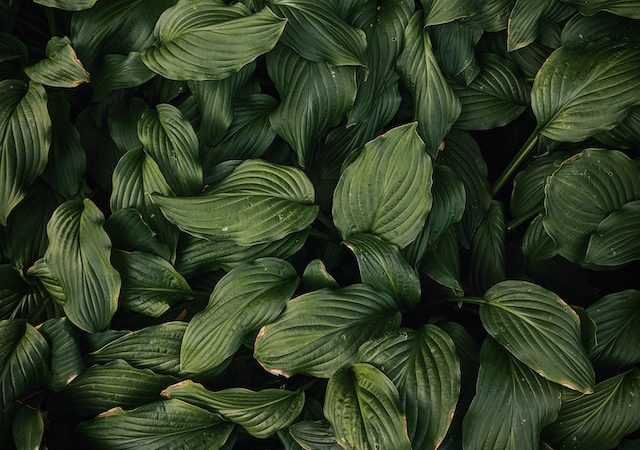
[105,208,172,261]
[358,326,461,450]
[88,322,187,376]
[0,320,50,408]
[141,0,286,81]
[301,259,339,291]
[481,280,595,393]
[162,380,304,438]
[0,266,31,320]
[42,199,120,332]
[289,421,341,450]
[522,214,557,262]
[561,0,640,18]
[152,160,318,246]
[254,284,401,378]
[422,0,481,25]
[137,104,202,196]
[468,200,506,294]
[0,80,51,225]
[561,13,640,48]
[345,233,420,308]
[398,13,461,156]
[52,360,174,419]
[587,290,640,373]
[532,42,640,142]
[267,45,357,167]
[267,0,367,67]
[430,21,483,86]
[324,363,412,450]
[543,149,640,267]
[77,399,234,450]
[507,0,574,51]
[11,406,44,450]
[92,52,155,102]
[422,228,464,296]
[453,54,529,130]
[462,339,562,450]
[112,250,191,318]
[332,123,433,248]
[181,258,298,374]
[467,0,514,32]
[543,370,640,450]
[38,318,84,391]
[25,36,89,88]
[595,106,640,151]
[34,0,96,11]
[0,32,28,64]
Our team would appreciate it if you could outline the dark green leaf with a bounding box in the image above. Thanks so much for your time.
[38,318,84,391]
[25,36,89,88]
[507,0,574,51]
[11,406,44,450]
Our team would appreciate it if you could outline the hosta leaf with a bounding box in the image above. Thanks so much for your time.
[107,97,147,155]
[52,360,174,419]
[92,52,155,102]
[462,339,562,450]
[105,208,172,261]
[595,106,640,151]
[332,123,433,248]
[181,258,298,374]
[137,104,202,196]
[481,280,595,393]
[38,318,84,391]
[254,284,401,378]
[0,80,50,225]
[422,228,464,296]
[358,326,461,450]
[398,13,461,156]
[152,160,318,246]
[302,260,339,291]
[267,45,357,167]
[34,0,96,11]
[543,370,640,450]
[345,233,420,308]
[468,200,506,295]
[162,380,304,438]
[522,215,557,262]
[187,63,254,147]
[543,149,640,266]
[507,0,574,51]
[422,0,481,25]
[430,21,483,86]
[141,0,286,81]
[324,363,411,450]
[71,0,175,69]
[561,0,640,18]
[12,405,44,450]
[561,13,640,47]
[453,54,529,130]
[25,37,89,88]
[77,399,234,450]
[88,322,186,376]
[175,231,307,277]
[0,32,27,63]
[267,0,367,67]
[112,250,191,318]
[0,320,50,408]
[43,199,120,332]
[587,290,640,373]
[532,42,640,142]
[289,421,341,450]
[0,266,31,320]
[468,0,514,32]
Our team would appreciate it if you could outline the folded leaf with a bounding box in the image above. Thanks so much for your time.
[289,421,341,450]
[142,0,286,81]
[468,200,506,295]
[181,258,298,374]
[38,318,84,391]
[25,36,89,88]
[254,284,401,378]
[162,380,304,438]
[92,52,155,102]
[12,405,44,450]
[422,0,481,25]
[507,0,574,51]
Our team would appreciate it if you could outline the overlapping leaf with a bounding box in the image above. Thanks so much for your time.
[25,37,89,88]
[507,0,574,51]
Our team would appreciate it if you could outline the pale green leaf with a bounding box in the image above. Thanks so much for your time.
[289,421,341,450]
[25,36,89,88]
[34,0,96,11]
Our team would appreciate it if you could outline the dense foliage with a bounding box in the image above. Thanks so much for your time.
[1,0,640,449]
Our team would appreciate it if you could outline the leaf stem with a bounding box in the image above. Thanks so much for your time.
[491,132,540,196]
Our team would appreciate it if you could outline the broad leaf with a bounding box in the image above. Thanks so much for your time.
[543,149,640,266]
[0,320,50,408]
[38,318,84,391]
[595,106,640,151]
[358,325,461,450]
[34,0,96,11]
[162,380,304,438]
[422,0,481,25]
[181,258,298,374]
[77,399,234,450]
[152,160,318,246]
[25,36,89,88]
[507,0,574,51]
[522,215,557,262]
[422,228,464,296]
[561,0,640,18]
[468,200,506,295]
[463,339,562,450]
[254,284,401,378]
[398,13,461,156]
[430,21,483,86]
[105,208,172,261]
[92,52,155,102]
[543,370,640,450]
[142,0,286,81]
[333,123,433,248]
[481,281,595,393]
[301,259,339,291]
[532,42,640,142]
[0,80,50,225]
[289,421,341,450]
[11,406,44,450]
[324,363,412,450]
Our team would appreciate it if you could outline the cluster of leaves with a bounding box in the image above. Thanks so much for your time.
[1,0,640,449]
